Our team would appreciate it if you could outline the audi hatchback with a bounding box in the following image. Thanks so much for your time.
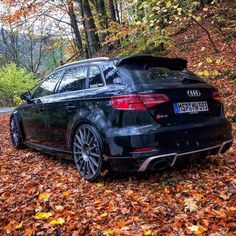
[10,56,232,180]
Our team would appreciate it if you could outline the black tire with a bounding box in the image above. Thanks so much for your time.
[73,124,105,181]
[9,116,24,149]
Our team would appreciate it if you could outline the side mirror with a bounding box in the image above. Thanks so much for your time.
[20,91,32,102]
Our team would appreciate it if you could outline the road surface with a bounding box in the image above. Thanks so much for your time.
[0,108,14,113]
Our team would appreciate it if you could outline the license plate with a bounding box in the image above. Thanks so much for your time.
[173,101,209,114]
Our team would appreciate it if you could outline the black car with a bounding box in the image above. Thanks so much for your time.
[10,56,232,180]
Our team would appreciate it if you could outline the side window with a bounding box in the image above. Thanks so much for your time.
[88,66,104,88]
[102,62,126,85]
[58,66,87,93]
[33,71,62,98]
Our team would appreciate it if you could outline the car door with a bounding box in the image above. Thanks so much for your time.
[45,65,88,150]
[21,71,63,145]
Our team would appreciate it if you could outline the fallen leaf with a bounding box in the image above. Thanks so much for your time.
[166,1,171,8]
[184,198,197,212]
[38,192,50,201]
[100,212,108,217]
[50,217,65,225]
[118,220,126,227]
[143,229,152,235]
[206,57,213,64]
[63,191,69,198]
[55,205,64,211]
[24,227,34,236]
[15,221,23,229]
[34,212,52,220]
[102,228,115,235]
[96,182,104,187]
[187,225,199,232]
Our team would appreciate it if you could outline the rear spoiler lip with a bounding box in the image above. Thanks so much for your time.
[115,55,188,70]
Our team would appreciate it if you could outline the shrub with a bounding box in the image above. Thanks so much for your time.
[0,63,38,107]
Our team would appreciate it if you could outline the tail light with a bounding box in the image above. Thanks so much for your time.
[213,91,222,103]
[111,94,169,110]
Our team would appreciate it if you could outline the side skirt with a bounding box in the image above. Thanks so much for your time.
[24,141,73,159]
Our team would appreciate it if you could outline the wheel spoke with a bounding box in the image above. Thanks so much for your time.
[74,151,82,155]
[79,129,85,143]
[86,130,91,143]
[84,161,90,177]
[74,142,82,150]
[90,145,98,151]
[89,156,99,167]
[88,160,96,175]
[78,160,85,172]
[88,136,95,145]
[83,128,88,142]
[10,121,16,132]
[75,155,83,164]
[76,134,83,145]
[90,152,99,158]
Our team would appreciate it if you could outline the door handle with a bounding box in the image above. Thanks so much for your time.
[39,106,45,112]
[66,105,76,113]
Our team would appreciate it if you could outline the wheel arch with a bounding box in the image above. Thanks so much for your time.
[68,118,106,150]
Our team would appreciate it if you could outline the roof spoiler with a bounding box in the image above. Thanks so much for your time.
[115,56,188,70]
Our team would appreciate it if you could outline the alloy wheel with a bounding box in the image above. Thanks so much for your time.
[73,125,102,180]
[10,118,20,148]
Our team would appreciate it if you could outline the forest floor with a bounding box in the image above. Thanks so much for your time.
[0,21,236,236]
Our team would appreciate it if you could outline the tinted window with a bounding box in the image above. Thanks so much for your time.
[102,62,126,85]
[33,71,62,98]
[58,66,87,93]
[120,64,204,85]
[88,66,104,88]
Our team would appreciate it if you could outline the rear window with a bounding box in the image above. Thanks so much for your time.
[119,63,204,85]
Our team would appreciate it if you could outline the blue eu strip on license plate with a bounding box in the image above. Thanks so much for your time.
[173,101,209,114]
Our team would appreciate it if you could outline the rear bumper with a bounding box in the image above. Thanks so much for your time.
[105,118,233,171]
[137,139,232,171]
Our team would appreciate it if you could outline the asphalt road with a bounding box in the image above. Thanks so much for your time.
[0,108,14,113]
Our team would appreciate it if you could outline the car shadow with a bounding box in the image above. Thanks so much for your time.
[30,149,222,184]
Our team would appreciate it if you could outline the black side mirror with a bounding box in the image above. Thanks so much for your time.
[20,91,32,102]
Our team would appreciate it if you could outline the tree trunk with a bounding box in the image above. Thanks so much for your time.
[67,0,83,54]
[114,0,120,23]
[92,0,108,51]
[79,0,91,58]
[81,0,100,56]
[109,0,117,22]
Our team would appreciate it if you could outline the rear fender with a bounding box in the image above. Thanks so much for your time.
[67,108,109,149]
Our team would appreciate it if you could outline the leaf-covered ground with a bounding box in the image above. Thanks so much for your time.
[1,20,236,236]
[0,114,235,236]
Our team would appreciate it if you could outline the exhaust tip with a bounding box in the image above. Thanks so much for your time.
[151,160,169,171]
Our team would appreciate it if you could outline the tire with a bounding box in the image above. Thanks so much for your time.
[9,116,24,149]
[73,124,105,181]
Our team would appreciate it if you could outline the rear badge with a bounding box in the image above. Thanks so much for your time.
[156,114,168,119]
[187,90,201,97]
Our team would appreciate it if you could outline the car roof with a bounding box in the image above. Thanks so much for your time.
[55,57,111,71]
[55,55,188,71]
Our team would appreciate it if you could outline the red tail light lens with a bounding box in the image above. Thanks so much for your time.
[111,94,169,110]
[213,91,222,103]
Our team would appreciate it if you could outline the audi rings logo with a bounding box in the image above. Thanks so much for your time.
[187,90,201,97]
